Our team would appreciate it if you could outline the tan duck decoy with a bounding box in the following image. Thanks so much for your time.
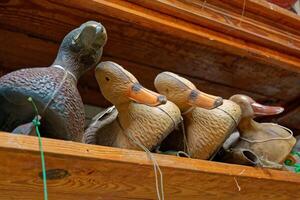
[226,94,296,168]
[86,62,181,151]
[154,72,241,159]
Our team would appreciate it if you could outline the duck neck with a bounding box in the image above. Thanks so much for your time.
[52,50,95,81]
[115,103,131,130]
[238,117,260,135]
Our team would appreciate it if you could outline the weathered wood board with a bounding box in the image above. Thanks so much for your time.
[0,132,299,200]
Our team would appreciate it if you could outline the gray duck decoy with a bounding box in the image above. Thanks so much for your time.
[0,21,107,141]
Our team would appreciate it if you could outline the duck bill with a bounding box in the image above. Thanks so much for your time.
[128,83,167,106]
[188,89,223,109]
[251,102,284,116]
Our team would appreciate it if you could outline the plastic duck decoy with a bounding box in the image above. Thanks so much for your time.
[0,21,107,141]
[85,62,181,151]
[225,94,296,168]
[154,72,241,159]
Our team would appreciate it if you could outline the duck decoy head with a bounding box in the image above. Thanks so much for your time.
[154,72,223,112]
[55,21,107,76]
[229,94,284,118]
[95,61,167,106]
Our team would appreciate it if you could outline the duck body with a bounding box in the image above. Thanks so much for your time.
[155,72,239,159]
[232,119,296,166]
[110,101,180,150]
[0,21,107,141]
[86,62,181,151]
[184,100,241,159]
[0,67,83,140]
[224,94,296,168]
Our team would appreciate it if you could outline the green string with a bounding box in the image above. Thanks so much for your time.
[28,97,48,200]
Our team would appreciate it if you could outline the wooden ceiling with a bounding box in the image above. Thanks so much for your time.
[0,0,299,133]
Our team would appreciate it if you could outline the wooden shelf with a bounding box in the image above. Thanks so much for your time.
[0,2,299,199]
[0,131,299,200]
[0,0,299,132]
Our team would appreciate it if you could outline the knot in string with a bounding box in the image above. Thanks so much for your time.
[27,97,48,200]
[32,118,41,127]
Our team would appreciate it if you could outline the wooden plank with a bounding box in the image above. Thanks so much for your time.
[0,29,273,98]
[0,132,299,200]
[1,0,300,73]
[0,19,299,103]
[0,28,271,106]
[206,0,300,35]
[129,0,300,58]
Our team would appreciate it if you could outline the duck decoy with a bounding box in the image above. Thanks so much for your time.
[84,61,181,151]
[154,72,241,159]
[0,21,107,141]
[225,94,296,168]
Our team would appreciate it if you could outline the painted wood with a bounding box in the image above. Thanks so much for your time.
[0,132,299,200]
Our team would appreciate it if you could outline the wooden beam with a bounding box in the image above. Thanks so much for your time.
[0,28,274,98]
[206,0,300,34]
[1,0,300,73]
[0,132,299,200]
[0,28,271,106]
[129,0,300,58]
[1,18,299,102]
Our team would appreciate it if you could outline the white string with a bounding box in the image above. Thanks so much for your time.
[52,65,77,82]
[42,64,77,113]
[126,132,164,200]
[240,123,293,143]
[43,75,67,113]
[180,116,190,156]
[238,0,247,26]
[181,107,194,115]
[91,106,115,126]
[201,0,207,10]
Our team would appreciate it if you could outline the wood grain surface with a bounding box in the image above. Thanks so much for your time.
[130,0,300,58]
[207,0,300,34]
[0,132,299,200]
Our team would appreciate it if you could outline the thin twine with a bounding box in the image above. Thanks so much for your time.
[201,0,207,10]
[28,97,48,200]
[157,107,190,156]
[181,107,195,115]
[240,124,293,143]
[42,65,73,113]
[52,65,77,82]
[117,117,164,200]
[180,116,190,155]
[238,0,247,26]
[126,132,164,200]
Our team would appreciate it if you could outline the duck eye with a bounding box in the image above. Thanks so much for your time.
[105,77,110,81]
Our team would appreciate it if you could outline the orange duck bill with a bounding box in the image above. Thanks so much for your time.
[251,102,284,116]
[188,89,223,110]
[127,82,167,106]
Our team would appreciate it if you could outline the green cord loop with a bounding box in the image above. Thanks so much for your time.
[285,159,293,166]
[32,118,41,127]
[28,97,48,200]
